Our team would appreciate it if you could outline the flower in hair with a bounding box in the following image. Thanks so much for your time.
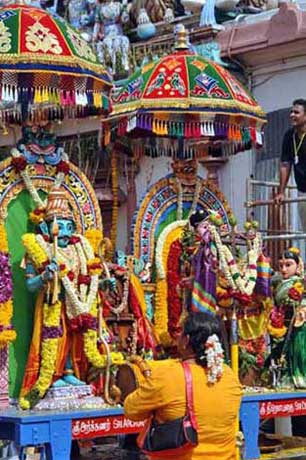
[205,334,224,384]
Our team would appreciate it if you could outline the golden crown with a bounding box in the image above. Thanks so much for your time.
[45,187,74,222]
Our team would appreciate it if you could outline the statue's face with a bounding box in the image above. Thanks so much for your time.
[196,219,209,238]
[279,257,298,280]
[18,122,61,165]
[49,218,75,248]
[172,159,197,186]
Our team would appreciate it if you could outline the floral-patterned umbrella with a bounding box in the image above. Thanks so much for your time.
[109,26,266,157]
[0,4,112,121]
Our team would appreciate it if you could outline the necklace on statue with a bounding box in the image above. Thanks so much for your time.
[58,246,77,271]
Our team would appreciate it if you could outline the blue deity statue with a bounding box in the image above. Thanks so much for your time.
[19,187,102,409]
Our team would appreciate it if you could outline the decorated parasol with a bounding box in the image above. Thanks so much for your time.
[0,3,112,122]
[108,25,266,158]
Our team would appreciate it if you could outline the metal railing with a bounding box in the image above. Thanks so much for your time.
[245,177,306,266]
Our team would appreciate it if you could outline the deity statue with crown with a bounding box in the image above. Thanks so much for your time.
[18,186,125,409]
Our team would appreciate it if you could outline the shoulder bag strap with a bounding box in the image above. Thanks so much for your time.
[181,361,199,430]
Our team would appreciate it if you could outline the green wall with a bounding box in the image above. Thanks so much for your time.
[6,190,38,398]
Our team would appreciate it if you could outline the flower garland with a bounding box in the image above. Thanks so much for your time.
[35,234,100,319]
[188,180,202,219]
[210,224,261,297]
[110,150,119,258]
[0,222,16,348]
[34,300,62,396]
[155,221,186,345]
[287,281,304,304]
[103,265,130,317]
[83,301,125,368]
[205,334,224,384]
[167,240,183,338]
[84,229,104,256]
[155,220,187,280]
[175,178,183,220]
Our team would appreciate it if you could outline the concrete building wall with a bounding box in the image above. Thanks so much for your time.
[251,56,306,113]
[219,149,255,227]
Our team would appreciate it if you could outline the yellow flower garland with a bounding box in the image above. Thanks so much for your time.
[19,301,62,409]
[22,233,48,268]
[35,338,59,396]
[0,223,9,252]
[87,257,103,276]
[85,229,103,255]
[154,278,168,340]
[293,281,304,295]
[0,301,13,325]
[0,222,16,347]
[44,300,62,327]
[155,223,185,345]
[267,322,287,339]
[34,301,62,399]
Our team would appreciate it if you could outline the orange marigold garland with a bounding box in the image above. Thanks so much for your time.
[167,240,183,339]
[0,221,16,347]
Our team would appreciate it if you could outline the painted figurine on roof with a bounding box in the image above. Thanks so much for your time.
[93,0,130,75]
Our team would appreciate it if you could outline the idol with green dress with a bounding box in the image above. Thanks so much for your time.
[268,247,306,388]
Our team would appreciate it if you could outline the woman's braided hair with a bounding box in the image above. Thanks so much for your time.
[182,311,222,367]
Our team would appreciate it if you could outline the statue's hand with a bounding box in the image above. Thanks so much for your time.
[99,277,117,291]
[108,277,117,291]
[43,260,59,281]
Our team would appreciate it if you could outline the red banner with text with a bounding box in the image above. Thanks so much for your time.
[72,415,145,439]
[260,398,306,419]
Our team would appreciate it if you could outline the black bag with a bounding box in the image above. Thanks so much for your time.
[137,361,198,458]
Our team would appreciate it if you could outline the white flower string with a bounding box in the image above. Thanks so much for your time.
[210,225,235,289]
[35,233,99,319]
[210,224,262,296]
[62,275,99,319]
[205,334,224,384]
[107,270,130,317]
[175,177,183,220]
[187,179,201,219]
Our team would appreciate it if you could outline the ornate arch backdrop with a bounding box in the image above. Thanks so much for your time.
[131,172,234,344]
[131,173,232,270]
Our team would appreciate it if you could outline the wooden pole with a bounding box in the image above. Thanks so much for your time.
[51,217,59,305]
[230,305,240,460]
